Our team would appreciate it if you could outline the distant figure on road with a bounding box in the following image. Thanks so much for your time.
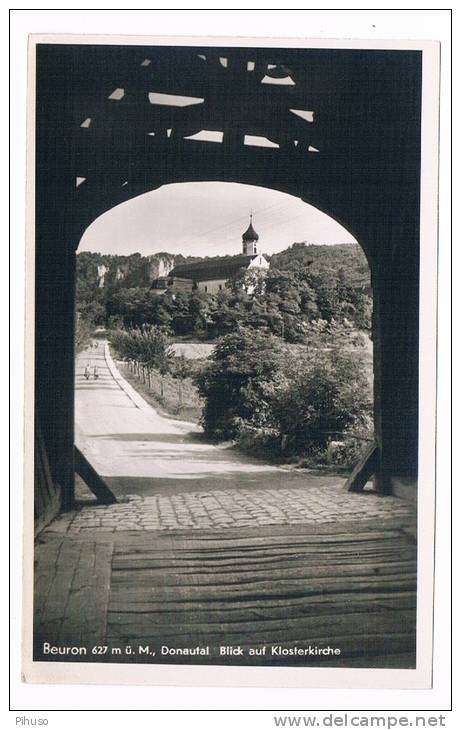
[93,364,99,380]
[93,341,99,349]
[84,364,91,380]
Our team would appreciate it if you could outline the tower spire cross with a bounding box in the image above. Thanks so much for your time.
[242,211,259,255]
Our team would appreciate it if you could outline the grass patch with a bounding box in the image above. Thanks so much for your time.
[118,361,203,424]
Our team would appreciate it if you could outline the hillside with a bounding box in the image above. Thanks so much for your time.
[77,242,370,293]
[76,243,372,342]
[270,242,370,288]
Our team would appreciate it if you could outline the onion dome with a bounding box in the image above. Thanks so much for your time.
[242,216,259,242]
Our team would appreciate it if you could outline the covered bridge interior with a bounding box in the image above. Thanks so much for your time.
[34,42,422,527]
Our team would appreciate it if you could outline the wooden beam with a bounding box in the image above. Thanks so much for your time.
[344,443,378,493]
[34,425,62,535]
[74,447,117,505]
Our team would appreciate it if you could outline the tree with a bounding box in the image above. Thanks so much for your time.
[170,291,194,336]
[109,325,173,373]
[140,291,173,330]
[270,344,372,454]
[188,292,215,337]
[75,312,94,353]
[106,287,147,327]
[77,299,106,327]
[195,327,284,439]
[195,319,372,465]
[174,353,189,406]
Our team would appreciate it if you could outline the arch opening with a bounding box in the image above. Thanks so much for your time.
[75,181,374,486]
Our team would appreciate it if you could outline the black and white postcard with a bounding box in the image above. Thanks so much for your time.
[22,33,440,689]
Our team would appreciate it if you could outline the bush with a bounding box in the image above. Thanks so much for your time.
[109,325,173,372]
[271,347,372,455]
[196,325,373,468]
[195,327,284,439]
[234,420,281,458]
[75,312,94,354]
[328,415,375,469]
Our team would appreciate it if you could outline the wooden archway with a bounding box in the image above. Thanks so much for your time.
[34,42,421,520]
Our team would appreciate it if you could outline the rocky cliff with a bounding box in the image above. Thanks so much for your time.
[77,251,180,290]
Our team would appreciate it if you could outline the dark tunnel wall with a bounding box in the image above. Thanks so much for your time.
[34,43,422,520]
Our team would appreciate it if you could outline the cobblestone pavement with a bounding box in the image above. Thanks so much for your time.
[47,483,415,534]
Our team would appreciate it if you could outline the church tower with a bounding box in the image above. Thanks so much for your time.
[242,214,259,255]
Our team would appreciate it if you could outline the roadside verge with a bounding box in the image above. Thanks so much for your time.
[103,341,152,412]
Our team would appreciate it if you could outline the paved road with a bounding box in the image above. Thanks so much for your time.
[75,342,337,499]
[74,342,415,530]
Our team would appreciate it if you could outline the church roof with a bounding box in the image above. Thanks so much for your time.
[170,254,258,282]
[242,220,259,242]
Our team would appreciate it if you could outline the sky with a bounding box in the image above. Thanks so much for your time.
[78,182,357,257]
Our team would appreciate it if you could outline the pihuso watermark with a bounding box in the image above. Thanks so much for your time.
[15,719,48,726]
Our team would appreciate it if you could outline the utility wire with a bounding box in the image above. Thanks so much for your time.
[191,199,288,240]
[193,199,303,254]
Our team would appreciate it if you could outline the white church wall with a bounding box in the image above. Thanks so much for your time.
[248,255,269,270]
[171,277,194,293]
[197,279,228,294]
